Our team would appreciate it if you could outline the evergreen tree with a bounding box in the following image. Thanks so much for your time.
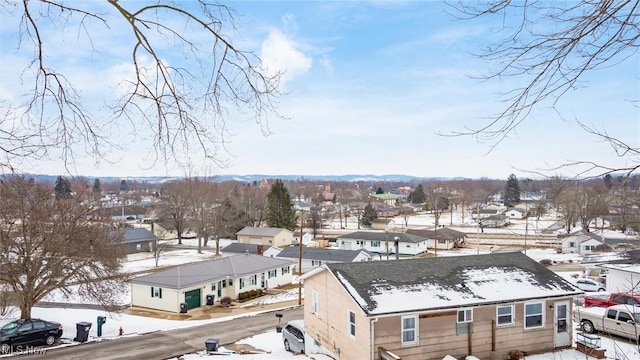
[408,184,426,204]
[266,180,297,230]
[120,180,127,192]
[375,187,384,194]
[54,176,72,199]
[361,203,377,227]
[92,179,101,196]
[503,174,521,207]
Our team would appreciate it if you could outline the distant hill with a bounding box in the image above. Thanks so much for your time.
[8,173,472,184]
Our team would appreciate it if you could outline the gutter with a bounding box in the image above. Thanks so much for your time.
[370,316,379,360]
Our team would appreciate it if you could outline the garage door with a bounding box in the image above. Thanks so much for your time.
[184,289,201,310]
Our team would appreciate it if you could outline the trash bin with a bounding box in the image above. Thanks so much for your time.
[74,322,92,343]
[179,302,187,314]
[206,294,215,306]
[205,338,219,352]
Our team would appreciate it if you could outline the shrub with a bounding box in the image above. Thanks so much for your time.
[539,259,553,267]
[220,296,232,306]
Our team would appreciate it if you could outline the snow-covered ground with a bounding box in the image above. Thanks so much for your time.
[3,211,637,359]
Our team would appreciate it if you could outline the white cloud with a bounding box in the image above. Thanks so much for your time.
[260,29,312,87]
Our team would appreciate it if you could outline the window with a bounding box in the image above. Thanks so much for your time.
[569,242,575,247]
[401,315,417,345]
[268,270,277,278]
[239,278,244,289]
[32,322,45,330]
[151,286,162,298]
[222,279,227,288]
[348,310,356,338]
[438,239,447,244]
[228,278,233,286]
[371,241,380,247]
[312,260,323,266]
[312,290,319,315]
[618,311,633,323]
[457,308,473,323]
[496,305,514,326]
[282,266,290,275]
[250,275,257,285]
[585,245,595,251]
[525,301,544,329]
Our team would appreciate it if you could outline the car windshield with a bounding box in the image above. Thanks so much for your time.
[0,322,19,334]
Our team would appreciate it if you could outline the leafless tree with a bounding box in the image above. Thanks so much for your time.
[162,181,191,245]
[0,175,127,318]
[2,1,282,172]
[448,0,639,177]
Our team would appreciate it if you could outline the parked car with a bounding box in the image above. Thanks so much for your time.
[574,278,606,292]
[584,292,640,308]
[0,318,63,353]
[282,320,305,354]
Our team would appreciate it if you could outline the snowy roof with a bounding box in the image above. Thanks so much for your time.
[236,226,291,237]
[277,246,368,262]
[130,254,294,289]
[339,231,427,244]
[324,252,581,316]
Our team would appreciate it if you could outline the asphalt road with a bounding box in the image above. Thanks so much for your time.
[26,307,303,360]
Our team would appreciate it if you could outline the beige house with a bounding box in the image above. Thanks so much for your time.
[301,252,581,360]
[129,253,294,313]
[236,226,294,247]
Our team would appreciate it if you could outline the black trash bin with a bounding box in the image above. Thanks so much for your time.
[205,338,219,352]
[206,294,215,306]
[74,322,92,343]
[179,302,187,313]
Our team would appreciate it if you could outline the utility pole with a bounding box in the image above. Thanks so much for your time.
[298,210,303,306]
[385,229,389,260]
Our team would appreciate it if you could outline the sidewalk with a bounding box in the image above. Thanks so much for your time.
[123,298,302,321]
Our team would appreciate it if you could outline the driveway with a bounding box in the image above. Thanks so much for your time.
[32,307,303,360]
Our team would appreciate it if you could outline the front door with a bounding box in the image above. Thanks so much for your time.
[554,301,571,347]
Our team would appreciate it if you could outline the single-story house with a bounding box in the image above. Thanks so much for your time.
[221,242,281,257]
[112,227,156,254]
[471,208,501,220]
[293,230,314,245]
[405,227,467,250]
[369,193,402,206]
[301,252,581,360]
[480,214,510,228]
[561,231,604,255]
[129,253,294,313]
[371,218,396,231]
[275,246,371,273]
[236,226,294,247]
[505,208,527,219]
[336,231,429,256]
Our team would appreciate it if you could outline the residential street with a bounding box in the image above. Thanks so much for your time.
[33,307,303,360]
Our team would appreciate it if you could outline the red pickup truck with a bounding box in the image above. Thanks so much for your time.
[584,292,640,308]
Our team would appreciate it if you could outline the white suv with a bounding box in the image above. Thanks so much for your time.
[282,320,305,354]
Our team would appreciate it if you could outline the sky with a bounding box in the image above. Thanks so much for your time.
[1,1,638,180]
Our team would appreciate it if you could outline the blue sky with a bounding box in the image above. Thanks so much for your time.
[1,1,638,179]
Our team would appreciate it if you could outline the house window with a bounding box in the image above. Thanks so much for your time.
[585,245,595,251]
[371,241,380,247]
[311,260,322,266]
[228,278,233,286]
[268,270,277,278]
[569,242,575,247]
[457,308,473,323]
[525,301,544,329]
[151,287,162,299]
[348,310,356,338]
[281,266,290,275]
[497,305,514,326]
[222,279,227,288]
[401,315,418,345]
[438,239,447,244]
[250,275,257,285]
[312,290,319,315]
[239,278,244,289]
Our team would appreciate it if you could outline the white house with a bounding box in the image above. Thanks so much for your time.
[129,253,294,313]
[275,246,371,273]
[561,231,604,255]
[505,208,527,219]
[599,263,640,293]
[336,231,429,256]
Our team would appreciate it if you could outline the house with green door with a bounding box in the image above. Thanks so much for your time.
[129,253,294,313]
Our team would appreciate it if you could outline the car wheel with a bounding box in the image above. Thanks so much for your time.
[598,288,605,292]
[582,320,595,334]
[45,335,56,346]
[0,343,10,354]
[284,339,290,352]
